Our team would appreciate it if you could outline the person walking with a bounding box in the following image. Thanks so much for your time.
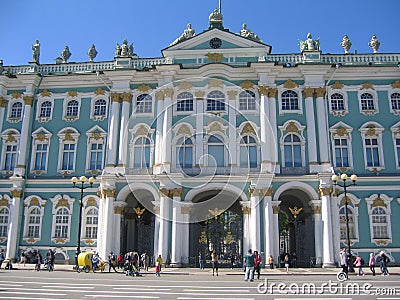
[284,254,290,273]
[141,252,149,272]
[254,250,262,280]
[198,252,204,270]
[244,249,255,282]
[354,254,365,276]
[0,249,5,269]
[268,254,274,269]
[155,254,163,277]
[380,251,390,276]
[35,251,42,271]
[19,251,26,266]
[339,247,349,276]
[369,252,376,276]
[211,250,218,276]
[108,252,117,272]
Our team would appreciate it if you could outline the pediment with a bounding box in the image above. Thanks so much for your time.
[162,28,271,60]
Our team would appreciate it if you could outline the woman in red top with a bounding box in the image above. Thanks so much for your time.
[254,250,262,280]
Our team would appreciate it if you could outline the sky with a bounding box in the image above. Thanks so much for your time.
[1,0,399,66]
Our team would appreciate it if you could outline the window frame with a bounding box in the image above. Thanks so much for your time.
[238,90,257,111]
[359,122,385,172]
[135,93,153,114]
[57,128,80,175]
[278,89,303,115]
[7,99,24,123]
[63,95,81,122]
[86,126,107,173]
[330,122,354,170]
[0,206,10,239]
[390,121,400,170]
[206,90,226,112]
[30,128,52,175]
[90,96,109,121]
[358,90,378,116]
[23,196,46,243]
[389,91,400,115]
[366,194,393,246]
[50,195,74,244]
[175,91,194,113]
[0,129,20,174]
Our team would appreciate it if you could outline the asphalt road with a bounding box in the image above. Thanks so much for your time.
[0,269,399,299]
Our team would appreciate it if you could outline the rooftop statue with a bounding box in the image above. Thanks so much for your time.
[299,33,320,52]
[170,23,196,46]
[61,46,71,63]
[240,23,262,42]
[209,8,223,29]
[115,39,135,57]
[32,40,40,64]
[340,35,352,54]
[88,44,98,62]
[368,34,380,53]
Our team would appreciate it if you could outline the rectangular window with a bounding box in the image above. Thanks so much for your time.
[334,138,349,167]
[177,99,193,112]
[365,138,380,167]
[34,143,48,170]
[207,99,225,111]
[396,139,400,167]
[361,99,375,110]
[4,145,17,170]
[62,143,75,170]
[27,225,40,238]
[373,225,388,239]
[0,225,7,236]
[90,143,103,170]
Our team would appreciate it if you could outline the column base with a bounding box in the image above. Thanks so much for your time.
[322,262,336,268]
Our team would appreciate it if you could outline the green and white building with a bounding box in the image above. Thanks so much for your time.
[0,8,399,267]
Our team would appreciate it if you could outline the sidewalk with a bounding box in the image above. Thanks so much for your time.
[9,263,400,276]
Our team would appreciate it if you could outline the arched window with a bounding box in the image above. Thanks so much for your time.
[176,137,193,168]
[207,91,225,111]
[371,207,388,239]
[27,207,41,238]
[283,133,302,167]
[54,207,70,238]
[177,92,194,112]
[207,135,225,167]
[281,90,299,111]
[133,137,151,168]
[10,102,23,119]
[84,207,98,239]
[239,90,256,111]
[390,92,400,110]
[360,92,375,110]
[66,100,79,117]
[40,101,52,118]
[94,99,107,117]
[136,94,152,113]
[0,207,9,237]
[330,93,345,111]
[339,207,355,240]
[240,135,258,168]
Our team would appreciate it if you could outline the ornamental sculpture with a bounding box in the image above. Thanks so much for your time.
[115,39,136,57]
[209,8,223,29]
[61,46,72,63]
[170,23,196,46]
[340,35,352,54]
[87,44,98,62]
[299,33,320,52]
[240,23,261,42]
[368,34,380,53]
[31,40,40,63]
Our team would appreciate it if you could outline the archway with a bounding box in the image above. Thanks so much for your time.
[278,188,315,267]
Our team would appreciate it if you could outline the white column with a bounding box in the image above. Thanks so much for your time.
[118,94,131,166]
[315,88,329,165]
[14,96,33,176]
[6,188,22,259]
[99,188,115,259]
[153,204,160,259]
[195,93,204,166]
[113,202,126,256]
[304,89,318,168]
[241,204,251,253]
[249,191,261,251]
[320,186,335,267]
[271,200,281,264]
[227,94,237,167]
[268,89,279,173]
[331,193,341,264]
[0,97,6,134]
[309,200,323,265]
[161,89,173,173]
[258,87,271,172]
[170,190,183,266]
[158,189,171,262]
[106,94,120,166]
[263,192,273,260]
[96,196,105,257]
[154,93,164,169]
[180,206,190,265]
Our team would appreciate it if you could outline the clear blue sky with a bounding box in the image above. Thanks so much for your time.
[1,0,399,65]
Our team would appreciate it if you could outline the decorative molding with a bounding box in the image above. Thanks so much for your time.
[362,82,374,90]
[240,80,254,89]
[94,88,106,95]
[227,90,238,100]
[0,97,7,107]
[181,206,191,214]
[68,90,78,97]
[155,91,165,100]
[205,53,224,62]
[40,90,51,97]
[12,92,22,99]
[241,123,256,135]
[121,92,132,102]
[86,197,97,206]
[0,198,9,207]
[110,93,121,103]
[272,205,280,214]
[371,197,387,208]
[283,79,298,89]
[195,91,205,99]
[285,121,299,134]
[311,205,322,214]
[208,78,223,88]
[178,81,193,91]
[331,81,344,89]
[137,84,152,92]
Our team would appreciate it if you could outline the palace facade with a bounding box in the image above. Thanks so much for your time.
[0,9,399,267]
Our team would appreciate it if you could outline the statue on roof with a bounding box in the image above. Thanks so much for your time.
[209,8,223,29]
[299,33,320,52]
[61,46,71,63]
[87,44,98,62]
[240,23,262,42]
[170,23,196,46]
[31,40,40,64]
[368,34,380,53]
[340,35,352,54]
[115,39,135,57]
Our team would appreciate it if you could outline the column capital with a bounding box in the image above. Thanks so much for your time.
[23,96,34,106]
[113,201,127,215]
[0,97,7,107]
[241,206,251,214]
[101,188,116,198]
[155,90,165,100]
[195,91,205,100]
[10,189,23,198]
[121,92,132,102]
[110,93,121,103]
[268,88,278,98]
[272,205,280,214]
[315,87,326,98]
[303,88,315,98]
[181,205,191,214]
[257,85,269,96]
[318,187,333,197]
[227,90,238,100]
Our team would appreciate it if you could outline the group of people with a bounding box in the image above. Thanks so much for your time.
[340,247,391,277]
[243,249,263,281]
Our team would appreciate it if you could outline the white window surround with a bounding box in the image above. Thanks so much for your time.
[62,95,82,122]
[85,125,107,173]
[0,129,20,175]
[23,195,46,243]
[336,193,360,245]
[174,91,195,115]
[278,120,306,167]
[7,98,24,123]
[278,88,303,115]
[133,92,154,116]
[359,122,385,172]
[388,90,400,116]
[82,195,99,243]
[329,121,354,170]
[50,194,74,244]
[36,96,54,123]
[128,124,155,169]
[30,127,52,175]
[327,89,349,116]
[0,194,11,242]
[90,95,109,121]
[358,89,379,116]
[57,127,80,175]
[238,90,257,112]
[390,121,400,169]
[365,194,393,246]
[206,90,226,113]
[236,121,260,170]
[171,123,196,172]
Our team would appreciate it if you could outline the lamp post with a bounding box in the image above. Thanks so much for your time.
[331,173,357,272]
[71,175,95,269]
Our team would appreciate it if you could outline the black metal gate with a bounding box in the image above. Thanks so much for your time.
[190,209,242,267]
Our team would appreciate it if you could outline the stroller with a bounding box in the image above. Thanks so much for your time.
[124,260,141,277]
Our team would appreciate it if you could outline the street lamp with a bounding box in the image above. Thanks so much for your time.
[71,175,95,269]
[332,173,357,272]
